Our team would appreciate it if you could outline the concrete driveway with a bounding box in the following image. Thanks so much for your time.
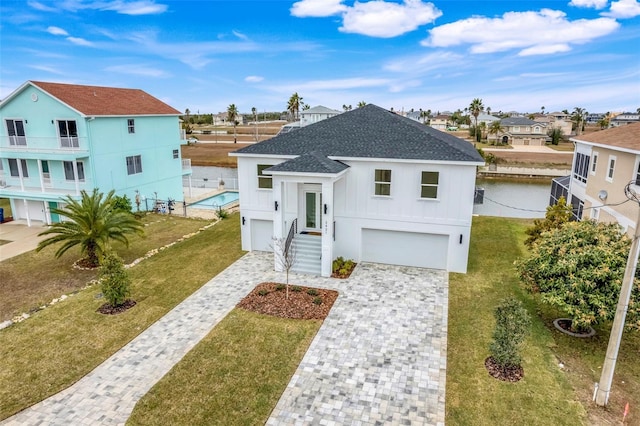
[0,220,49,262]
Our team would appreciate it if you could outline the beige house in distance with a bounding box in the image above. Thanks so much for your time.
[488,117,547,146]
[566,123,640,235]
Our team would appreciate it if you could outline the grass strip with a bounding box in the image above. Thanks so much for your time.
[127,309,321,425]
[446,216,587,425]
[0,214,244,420]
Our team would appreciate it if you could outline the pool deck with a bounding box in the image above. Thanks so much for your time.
[182,187,239,220]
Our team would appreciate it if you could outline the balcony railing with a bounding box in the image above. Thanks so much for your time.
[0,136,89,155]
[182,158,191,170]
[0,175,94,196]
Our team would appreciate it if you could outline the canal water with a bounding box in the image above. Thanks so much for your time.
[188,168,553,219]
[473,178,552,219]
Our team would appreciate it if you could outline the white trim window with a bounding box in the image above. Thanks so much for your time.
[513,126,520,132]
[374,169,391,196]
[420,171,439,199]
[57,120,79,148]
[63,161,85,181]
[607,155,616,182]
[591,152,598,175]
[591,207,600,220]
[6,119,26,146]
[573,152,590,184]
[257,164,272,189]
[126,155,143,175]
[128,119,135,134]
[8,158,28,177]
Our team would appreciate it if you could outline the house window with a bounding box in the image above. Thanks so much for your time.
[257,164,272,189]
[573,152,590,184]
[591,152,598,175]
[58,120,79,147]
[591,208,600,220]
[128,119,135,134]
[6,119,26,145]
[173,149,179,159]
[126,155,143,175]
[374,169,391,196]
[420,171,439,199]
[533,126,541,133]
[8,159,28,177]
[64,161,85,181]
[607,156,616,181]
[513,126,520,132]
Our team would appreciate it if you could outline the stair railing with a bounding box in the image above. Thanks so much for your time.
[284,218,297,258]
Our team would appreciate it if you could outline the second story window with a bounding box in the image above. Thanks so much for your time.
[591,152,598,175]
[126,155,143,175]
[257,164,272,189]
[374,169,391,196]
[607,156,616,182]
[8,158,28,178]
[420,171,439,199]
[58,120,79,148]
[63,161,85,181]
[6,119,26,146]
[173,149,179,159]
[573,152,589,184]
[128,119,135,134]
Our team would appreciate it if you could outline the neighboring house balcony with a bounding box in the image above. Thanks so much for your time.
[181,158,192,175]
[0,175,94,200]
[1,136,90,160]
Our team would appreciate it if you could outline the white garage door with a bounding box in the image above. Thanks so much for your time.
[251,219,273,252]
[361,229,448,269]
[14,200,46,223]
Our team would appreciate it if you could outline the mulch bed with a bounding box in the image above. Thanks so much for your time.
[485,356,524,382]
[237,282,338,320]
[97,299,137,315]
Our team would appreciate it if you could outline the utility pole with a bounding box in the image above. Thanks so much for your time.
[595,188,640,406]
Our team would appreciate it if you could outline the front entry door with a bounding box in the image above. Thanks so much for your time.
[304,191,322,231]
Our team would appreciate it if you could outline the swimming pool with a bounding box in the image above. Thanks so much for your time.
[190,191,239,209]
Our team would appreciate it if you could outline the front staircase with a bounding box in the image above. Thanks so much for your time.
[291,233,322,275]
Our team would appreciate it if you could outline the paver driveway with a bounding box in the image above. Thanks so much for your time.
[1,252,447,425]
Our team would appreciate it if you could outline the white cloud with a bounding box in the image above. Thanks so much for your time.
[384,51,465,74]
[47,26,69,36]
[67,36,94,46]
[27,1,57,12]
[340,0,442,38]
[232,30,249,41]
[105,64,170,77]
[28,64,66,75]
[423,9,619,56]
[603,0,640,18]
[245,75,264,83]
[569,0,608,9]
[270,77,391,93]
[100,1,168,15]
[290,0,347,17]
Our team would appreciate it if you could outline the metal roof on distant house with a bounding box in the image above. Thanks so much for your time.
[233,104,484,164]
[9,81,182,116]
[572,122,640,151]
[301,105,341,115]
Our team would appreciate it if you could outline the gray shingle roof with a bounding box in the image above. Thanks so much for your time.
[500,117,538,126]
[266,152,349,174]
[234,104,483,163]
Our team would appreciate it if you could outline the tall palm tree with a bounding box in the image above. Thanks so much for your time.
[227,103,238,142]
[469,98,484,142]
[37,189,143,267]
[357,101,367,108]
[488,120,504,145]
[572,107,587,136]
[287,92,302,120]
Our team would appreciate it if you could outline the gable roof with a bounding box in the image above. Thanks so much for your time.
[572,123,640,152]
[266,152,349,175]
[234,104,483,163]
[23,81,181,116]
[301,105,341,115]
[500,117,539,126]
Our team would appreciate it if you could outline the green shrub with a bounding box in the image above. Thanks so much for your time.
[257,289,269,296]
[216,207,229,220]
[313,297,322,305]
[489,298,531,369]
[99,252,131,307]
[307,288,318,296]
[276,284,286,291]
[291,286,302,292]
[524,196,571,248]
[112,194,133,213]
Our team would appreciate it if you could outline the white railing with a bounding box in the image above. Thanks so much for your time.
[182,158,191,170]
[183,177,239,190]
[0,136,89,153]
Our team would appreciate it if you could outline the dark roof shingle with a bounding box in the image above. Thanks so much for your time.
[234,104,483,163]
[266,152,349,174]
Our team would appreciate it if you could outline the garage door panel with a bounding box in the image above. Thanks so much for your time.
[361,229,448,269]
[251,219,273,252]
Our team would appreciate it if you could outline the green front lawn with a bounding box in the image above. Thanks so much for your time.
[0,214,244,420]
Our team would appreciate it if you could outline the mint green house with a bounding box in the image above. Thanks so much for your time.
[0,81,191,226]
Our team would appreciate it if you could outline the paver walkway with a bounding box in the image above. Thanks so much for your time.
[2,252,448,425]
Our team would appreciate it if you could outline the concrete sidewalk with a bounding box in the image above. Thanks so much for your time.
[0,220,49,262]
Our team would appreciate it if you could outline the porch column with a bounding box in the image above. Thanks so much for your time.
[273,177,284,272]
[23,199,31,227]
[72,160,80,195]
[320,180,334,277]
[37,160,45,192]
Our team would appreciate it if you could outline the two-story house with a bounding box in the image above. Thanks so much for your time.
[230,104,484,277]
[299,105,341,127]
[610,112,640,128]
[0,81,190,226]
[430,114,451,131]
[489,117,547,146]
[563,123,640,232]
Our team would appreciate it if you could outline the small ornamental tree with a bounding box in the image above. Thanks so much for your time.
[99,252,131,307]
[517,220,640,332]
[489,298,530,370]
[524,196,572,247]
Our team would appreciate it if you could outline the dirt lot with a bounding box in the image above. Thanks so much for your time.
[490,150,573,167]
[181,143,252,167]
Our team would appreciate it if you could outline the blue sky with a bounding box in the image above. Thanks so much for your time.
[1,0,639,115]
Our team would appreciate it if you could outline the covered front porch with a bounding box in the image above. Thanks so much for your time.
[266,153,349,277]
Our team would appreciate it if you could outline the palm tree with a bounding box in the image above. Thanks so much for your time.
[342,104,352,112]
[469,98,484,142]
[36,189,143,267]
[357,101,367,108]
[488,120,504,145]
[572,107,587,135]
[251,107,258,141]
[287,92,302,120]
[227,103,238,142]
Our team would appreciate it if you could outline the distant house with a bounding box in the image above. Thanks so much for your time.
[476,113,500,127]
[230,104,484,276]
[300,105,341,127]
[430,115,451,131]
[562,123,640,232]
[489,117,547,146]
[0,81,190,226]
[534,115,572,138]
[610,112,640,128]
